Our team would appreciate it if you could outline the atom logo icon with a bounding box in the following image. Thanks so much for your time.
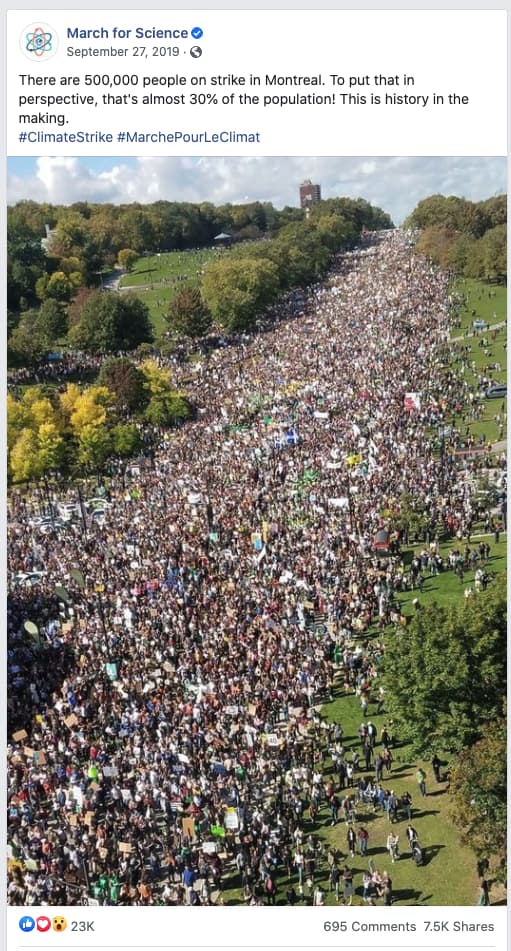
[20,22,59,61]
[26,27,53,56]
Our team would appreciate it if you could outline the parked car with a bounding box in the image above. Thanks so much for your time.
[485,384,507,400]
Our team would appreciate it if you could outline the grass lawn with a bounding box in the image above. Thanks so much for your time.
[451,278,506,334]
[120,248,218,288]
[395,538,507,616]
[449,278,507,445]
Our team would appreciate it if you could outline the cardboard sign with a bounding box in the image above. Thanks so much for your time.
[202,841,217,855]
[12,730,28,742]
[224,809,239,831]
[65,714,78,728]
[118,842,132,853]
[102,766,119,778]
[85,811,95,827]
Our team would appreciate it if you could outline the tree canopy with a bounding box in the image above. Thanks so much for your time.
[381,576,506,755]
[406,193,507,281]
[449,716,507,881]
[201,257,280,332]
[68,291,153,353]
[166,286,212,338]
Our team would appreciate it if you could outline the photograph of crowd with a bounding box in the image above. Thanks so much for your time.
[6,157,507,907]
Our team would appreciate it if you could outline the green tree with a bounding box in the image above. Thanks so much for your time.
[166,286,212,337]
[140,359,191,426]
[382,577,506,755]
[144,392,190,427]
[449,717,507,882]
[38,299,68,343]
[7,234,47,309]
[112,422,142,456]
[480,225,507,282]
[201,257,279,332]
[44,270,75,302]
[77,424,113,469]
[68,291,153,352]
[117,248,139,271]
[8,311,48,367]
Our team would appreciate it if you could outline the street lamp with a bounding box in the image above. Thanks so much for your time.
[58,568,114,665]
[436,423,446,494]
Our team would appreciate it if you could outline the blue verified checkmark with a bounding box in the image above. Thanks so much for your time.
[191,27,203,39]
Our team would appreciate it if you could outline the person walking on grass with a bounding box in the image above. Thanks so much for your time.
[386,832,399,863]
[330,865,341,901]
[358,826,369,856]
[416,767,427,797]
[347,826,356,858]
[342,866,354,906]
[477,877,490,906]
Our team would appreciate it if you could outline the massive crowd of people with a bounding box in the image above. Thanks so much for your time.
[7,231,499,907]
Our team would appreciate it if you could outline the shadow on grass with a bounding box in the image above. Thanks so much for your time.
[393,887,426,903]
[423,844,446,865]
[413,809,440,820]
[133,266,157,277]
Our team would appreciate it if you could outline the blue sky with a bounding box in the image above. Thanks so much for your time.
[7,156,506,224]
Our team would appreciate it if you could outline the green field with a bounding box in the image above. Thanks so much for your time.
[450,278,507,445]
[118,248,221,333]
[452,278,506,334]
[120,248,218,288]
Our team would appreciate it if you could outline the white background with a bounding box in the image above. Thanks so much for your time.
[7,905,509,949]
[7,9,508,155]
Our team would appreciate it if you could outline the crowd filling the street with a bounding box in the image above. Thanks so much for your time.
[7,231,505,907]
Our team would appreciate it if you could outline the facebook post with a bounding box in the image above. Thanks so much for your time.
[3,7,508,951]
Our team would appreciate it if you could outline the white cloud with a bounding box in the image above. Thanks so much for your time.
[7,156,506,224]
